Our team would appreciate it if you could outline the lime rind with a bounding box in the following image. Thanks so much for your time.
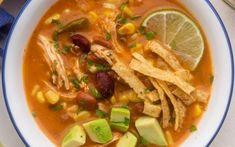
[142,10,204,71]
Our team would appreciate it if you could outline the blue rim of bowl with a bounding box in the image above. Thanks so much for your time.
[1,0,234,147]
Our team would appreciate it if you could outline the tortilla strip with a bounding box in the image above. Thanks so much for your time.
[175,70,193,82]
[143,102,162,118]
[112,60,159,102]
[157,80,180,130]
[192,89,209,103]
[176,99,186,128]
[172,87,196,105]
[146,41,184,71]
[150,79,170,128]
[130,54,195,94]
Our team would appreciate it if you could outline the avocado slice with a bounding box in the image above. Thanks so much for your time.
[117,132,137,147]
[135,117,168,146]
[83,119,112,144]
[110,108,130,132]
[61,125,86,147]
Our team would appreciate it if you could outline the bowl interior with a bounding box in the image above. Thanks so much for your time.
[2,0,233,147]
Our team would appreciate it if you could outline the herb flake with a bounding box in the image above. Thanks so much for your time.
[105,32,112,41]
[71,79,80,89]
[96,109,107,118]
[145,31,156,40]
[50,104,64,111]
[89,87,102,98]
[190,125,197,132]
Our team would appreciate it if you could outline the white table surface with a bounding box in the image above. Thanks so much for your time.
[0,0,234,147]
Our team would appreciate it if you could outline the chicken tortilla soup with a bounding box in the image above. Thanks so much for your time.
[23,0,213,146]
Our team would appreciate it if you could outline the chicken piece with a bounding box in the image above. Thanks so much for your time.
[38,35,70,90]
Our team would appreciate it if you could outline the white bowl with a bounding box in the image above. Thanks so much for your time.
[2,0,234,147]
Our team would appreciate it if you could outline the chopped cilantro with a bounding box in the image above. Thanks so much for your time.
[190,125,197,132]
[52,31,59,49]
[87,60,111,73]
[145,31,156,40]
[49,104,64,111]
[130,15,141,20]
[128,43,136,49]
[80,75,89,84]
[61,46,71,55]
[51,19,63,28]
[144,87,154,94]
[96,109,107,118]
[89,87,102,98]
[120,2,128,11]
[71,79,80,89]
[138,26,146,35]
[32,111,37,117]
[210,75,214,84]
[105,32,112,41]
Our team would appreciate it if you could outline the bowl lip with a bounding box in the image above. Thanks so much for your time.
[1,0,234,147]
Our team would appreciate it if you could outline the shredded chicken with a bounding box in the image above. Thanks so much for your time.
[97,14,124,53]
[42,80,77,100]
[91,44,115,65]
[38,35,70,90]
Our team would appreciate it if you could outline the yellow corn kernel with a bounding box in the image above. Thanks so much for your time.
[123,5,133,16]
[118,23,136,35]
[88,11,98,24]
[44,13,60,24]
[67,105,79,113]
[126,90,141,102]
[118,95,130,104]
[130,43,143,54]
[36,91,45,104]
[110,96,117,104]
[45,90,60,104]
[194,104,202,117]
[165,131,174,145]
[75,111,91,121]
[31,85,40,96]
[103,9,115,17]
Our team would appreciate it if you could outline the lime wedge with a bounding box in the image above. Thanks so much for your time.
[142,10,204,71]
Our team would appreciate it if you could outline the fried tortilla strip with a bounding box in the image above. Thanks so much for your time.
[172,87,196,105]
[157,80,180,130]
[112,60,159,102]
[143,102,162,118]
[150,79,170,128]
[175,70,193,82]
[192,88,210,103]
[130,53,195,94]
[146,41,184,71]
[177,99,186,128]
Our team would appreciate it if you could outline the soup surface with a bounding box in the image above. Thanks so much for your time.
[23,0,213,146]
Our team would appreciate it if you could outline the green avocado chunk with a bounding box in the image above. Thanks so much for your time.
[110,107,130,132]
[116,132,137,147]
[110,122,129,132]
[135,116,168,146]
[83,119,112,144]
[61,125,86,147]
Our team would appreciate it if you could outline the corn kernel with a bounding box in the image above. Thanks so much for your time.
[118,95,130,104]
[44,13,60,24]
[118,23,136,35]
[88,11,98,24]
[194,104,202,117]
[36,91,45,104]
[31,85,40,96]
[123,5,133,16]
[103,9,115,17]
[165,131,174,145]
[110,96,117,104]
[75,111,91,121]
[130,43,143,54]
[45,90,60,104]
